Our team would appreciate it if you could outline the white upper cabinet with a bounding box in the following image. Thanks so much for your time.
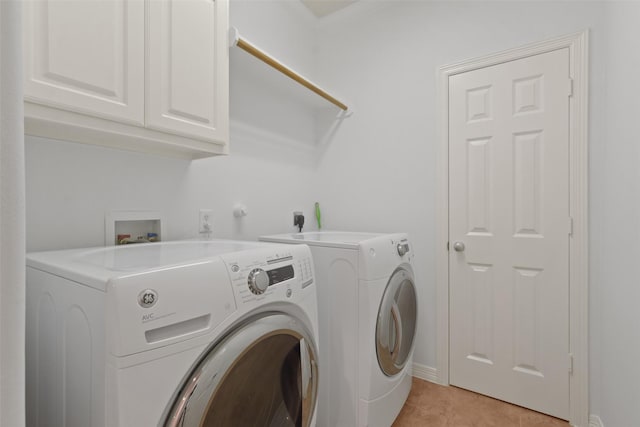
[147,0,228,143]
[24,0,144,124]
[23,0,229,159]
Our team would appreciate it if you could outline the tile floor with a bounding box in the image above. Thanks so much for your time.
[393,378,569,427]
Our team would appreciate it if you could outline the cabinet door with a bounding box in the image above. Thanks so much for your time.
[146,0,229,144]
[23,0,144,124]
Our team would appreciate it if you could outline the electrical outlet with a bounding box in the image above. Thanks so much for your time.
[293,211,304,232]
[199,209,213,234]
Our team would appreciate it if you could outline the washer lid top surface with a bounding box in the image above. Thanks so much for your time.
[26,240,274,290]
[75,240,267,271]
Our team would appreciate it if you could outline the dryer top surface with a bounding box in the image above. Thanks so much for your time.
[260,231,406,249]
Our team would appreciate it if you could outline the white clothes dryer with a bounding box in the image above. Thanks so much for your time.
[259,232,418,427]
[26,240,319,427]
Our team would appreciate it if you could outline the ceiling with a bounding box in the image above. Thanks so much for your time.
[300,0,358,18]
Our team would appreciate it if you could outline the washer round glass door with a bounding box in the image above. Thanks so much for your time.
[376,265,417,376]
[163,313,318,427]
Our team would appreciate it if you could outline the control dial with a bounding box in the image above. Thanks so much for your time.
[397,242,410,257]
[247,268,270,295]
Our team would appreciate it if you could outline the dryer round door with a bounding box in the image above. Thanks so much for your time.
[376,265,417,377]
[162,313,318,427]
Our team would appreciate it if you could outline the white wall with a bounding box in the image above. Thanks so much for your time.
[1,1,25,426]
[24,1,640,425]
[25,136,191,250]
[591,3,640,426]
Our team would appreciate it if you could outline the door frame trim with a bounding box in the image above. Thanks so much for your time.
[435,30,589,426]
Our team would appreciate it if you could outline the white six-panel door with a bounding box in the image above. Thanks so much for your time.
[449,48,570,419]
[23,0,145,124]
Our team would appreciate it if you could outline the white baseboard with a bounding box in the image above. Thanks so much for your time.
[411,363,439,383]
[589,415,604,427]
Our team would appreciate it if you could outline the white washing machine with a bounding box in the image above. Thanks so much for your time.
[26,240,319,427]
[260,232,417,427]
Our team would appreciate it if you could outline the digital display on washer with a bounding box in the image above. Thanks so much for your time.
[267,265,295,286]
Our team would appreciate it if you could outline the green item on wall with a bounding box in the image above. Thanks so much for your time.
[315,202,321,229]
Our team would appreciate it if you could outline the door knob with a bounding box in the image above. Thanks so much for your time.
[453,241,465,252]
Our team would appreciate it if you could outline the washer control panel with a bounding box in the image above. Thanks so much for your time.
[222,245,314,305]
[246,265,295,295]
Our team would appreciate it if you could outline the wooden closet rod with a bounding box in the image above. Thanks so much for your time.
[229,27,349,112]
